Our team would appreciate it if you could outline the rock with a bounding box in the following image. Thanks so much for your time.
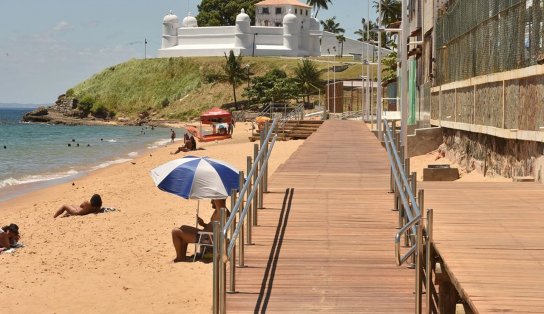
[27,106,48,116]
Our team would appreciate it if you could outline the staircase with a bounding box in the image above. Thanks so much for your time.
[249,120,323,141]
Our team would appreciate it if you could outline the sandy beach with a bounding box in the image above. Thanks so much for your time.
[0,122,302,314]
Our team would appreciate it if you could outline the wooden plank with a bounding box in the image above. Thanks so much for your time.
[226,120,415,313]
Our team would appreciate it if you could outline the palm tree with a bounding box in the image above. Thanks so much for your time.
[373,0,401,26]
[306,0,333,18]
[222,50,246,110]
[336,34,346,57]
[294,59,325,104]
[320,16,345,34]
[355,19,378,42]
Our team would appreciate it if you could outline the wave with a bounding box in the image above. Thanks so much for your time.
[106,139,117,143]
[148,138,171,149]
[0,170,79,188]
[128,151,138,158]
[91,158,132,171]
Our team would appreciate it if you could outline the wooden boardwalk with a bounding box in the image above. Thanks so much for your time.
[226,120,416,313]
[420,181,544,313]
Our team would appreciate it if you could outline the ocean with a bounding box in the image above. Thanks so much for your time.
[0,108,185,202]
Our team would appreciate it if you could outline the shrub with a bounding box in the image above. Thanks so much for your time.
[66,88,75,97]
[77,96,95,115]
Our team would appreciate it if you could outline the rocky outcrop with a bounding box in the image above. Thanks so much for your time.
[23,95,116,125]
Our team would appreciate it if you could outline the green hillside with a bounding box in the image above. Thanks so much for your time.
[68,56,374,121]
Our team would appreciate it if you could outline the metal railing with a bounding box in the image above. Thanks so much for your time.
[383,118,437,314]
[211,118,278,314]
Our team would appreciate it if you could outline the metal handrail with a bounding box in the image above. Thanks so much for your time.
[394,213,421,266]
[383,119,420,221]
[225,135,276,257]
[223,118,278,237]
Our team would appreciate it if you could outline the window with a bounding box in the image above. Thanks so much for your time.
[262,7,269,14]
[306,10,308,16]
[275,7,282,14]
[275,22,282,27]
[295,8,298,14]
[264,20,269,26]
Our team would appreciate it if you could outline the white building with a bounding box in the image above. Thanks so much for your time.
[158,0,391,58]
[158,4,321,57]
[254,0,312,27]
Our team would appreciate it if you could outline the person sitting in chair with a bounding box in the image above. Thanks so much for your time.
[171,199,229,263]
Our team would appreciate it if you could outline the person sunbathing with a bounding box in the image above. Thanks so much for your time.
[171,199,229,262]
[0,223,20,249]
[54,194,103,218]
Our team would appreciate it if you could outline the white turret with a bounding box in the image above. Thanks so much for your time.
[309,17,321,54]
[162,10,179,48]
[234,9,252,50]
[283,10,299,51]
[182,12,198,28]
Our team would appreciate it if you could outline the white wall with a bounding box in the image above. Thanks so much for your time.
[321,32,392,58]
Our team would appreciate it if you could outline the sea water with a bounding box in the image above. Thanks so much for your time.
[0,108,185,202]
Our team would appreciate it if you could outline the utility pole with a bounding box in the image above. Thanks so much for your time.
[144,38,147,60]
[401,0,409,157]
[377,0,383,141]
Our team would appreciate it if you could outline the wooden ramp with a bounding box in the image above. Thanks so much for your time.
[226,120,415,313]
[420,181,544,313]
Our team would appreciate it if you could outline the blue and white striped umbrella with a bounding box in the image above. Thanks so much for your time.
[150,156,240,199]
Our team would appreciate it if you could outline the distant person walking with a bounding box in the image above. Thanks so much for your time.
[170,129,176,143]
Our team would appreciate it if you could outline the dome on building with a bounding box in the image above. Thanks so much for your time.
[283,9,297,24]
[182,12,198,28]
[163,11,179,23]
[310,17,320,30]
[236,8,250,23]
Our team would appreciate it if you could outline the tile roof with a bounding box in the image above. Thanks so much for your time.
[255,0,311,8]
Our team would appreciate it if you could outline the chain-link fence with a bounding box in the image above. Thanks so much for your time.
[435,0,543,85]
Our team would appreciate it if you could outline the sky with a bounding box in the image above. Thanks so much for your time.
[0,0,377,105]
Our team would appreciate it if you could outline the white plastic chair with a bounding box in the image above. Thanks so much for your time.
[194,231,214,262]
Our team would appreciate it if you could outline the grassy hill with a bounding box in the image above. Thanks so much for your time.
[67,56,375,121]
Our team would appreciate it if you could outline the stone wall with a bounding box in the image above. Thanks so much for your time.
[440,128,544,182]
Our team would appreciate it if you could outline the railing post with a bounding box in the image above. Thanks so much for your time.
[246,157,253,245]
[212,221,220,314]
[228,190,237,294]
[416,218,423,314]
[219,208,227,314]
[411,172,417,205]
[264,122,269,193]
[253,144,259,225]
[258,124,265,208]
[426,208,434,314]
[238,171,246,267]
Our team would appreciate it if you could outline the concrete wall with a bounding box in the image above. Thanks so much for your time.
[430,64,544,143]
[321,32,392,58]
[408,127,444,157]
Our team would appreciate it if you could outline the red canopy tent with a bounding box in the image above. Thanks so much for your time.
[200,107,232,125]
[185,107,233,142]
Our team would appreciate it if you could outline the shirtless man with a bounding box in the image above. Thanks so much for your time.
[54,194,103,218]
[171,199,229,262]
[0,224,19,249]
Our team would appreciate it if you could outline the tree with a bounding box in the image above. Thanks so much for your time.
[222,50,246,110]
[244,69,300,104]
[293,59,325,104]
[306,0,333,18]
[320,16,345,34]
[197,0,260,26]
[336,34,346,57]
[355,19,378,42]
[373,0,401,26]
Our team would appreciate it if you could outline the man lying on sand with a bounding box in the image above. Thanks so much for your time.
[54,194,103,218]
[171,199,229,262]
[0,223,20,249]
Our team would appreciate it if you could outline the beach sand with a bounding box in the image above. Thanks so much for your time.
[410,149,512,182]
[0,122,302,314]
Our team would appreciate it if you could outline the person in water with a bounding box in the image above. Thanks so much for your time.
[54,194,103,218]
